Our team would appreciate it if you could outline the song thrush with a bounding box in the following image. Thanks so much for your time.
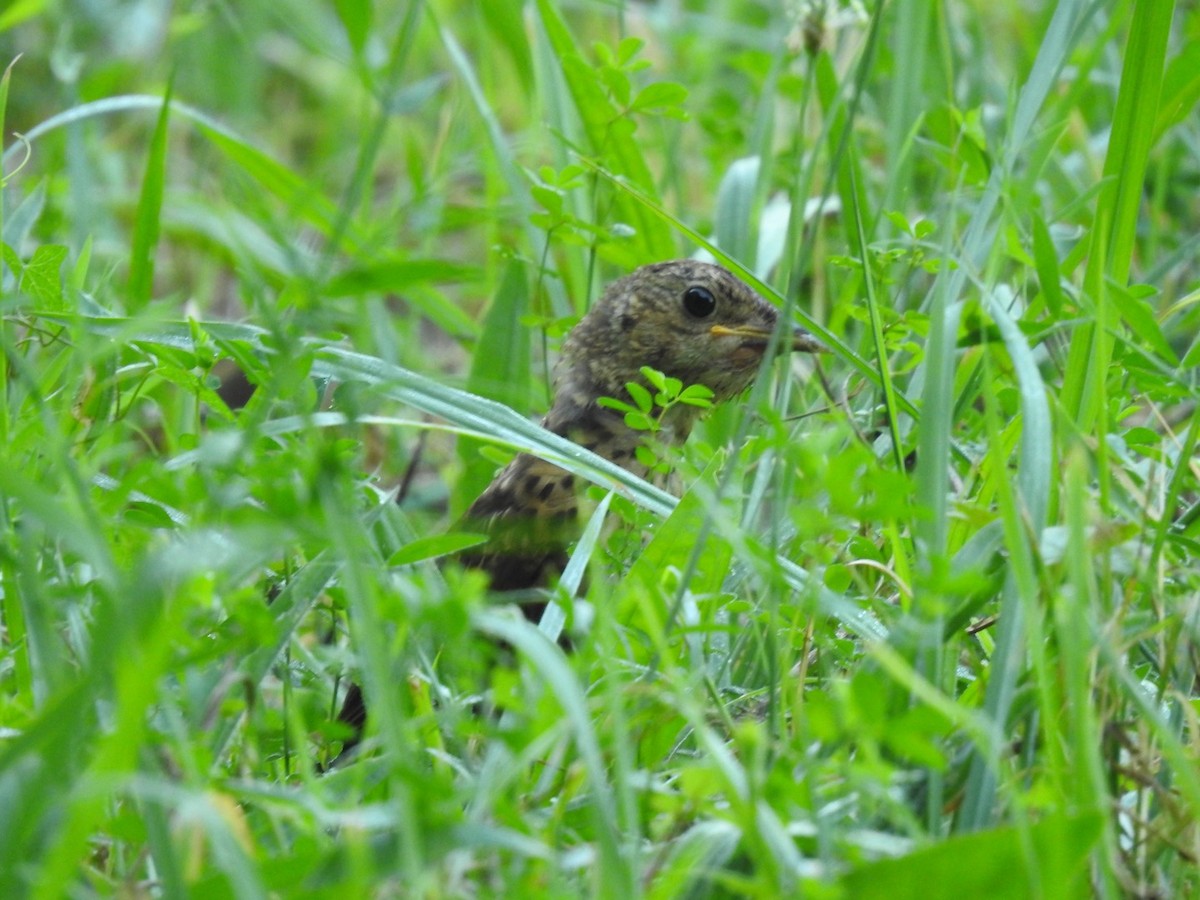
[331,259,823,758]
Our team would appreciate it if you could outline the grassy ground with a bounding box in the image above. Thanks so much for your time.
[2,0,1199,896]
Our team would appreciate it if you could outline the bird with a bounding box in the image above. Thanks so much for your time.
[329,259,824,761]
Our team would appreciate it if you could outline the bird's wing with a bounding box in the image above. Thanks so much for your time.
[454,453,580,592]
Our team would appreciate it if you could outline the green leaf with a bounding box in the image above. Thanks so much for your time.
[714,156,760,270]
[615,36,645,67]
[625,455,734,606]
[388,532,488,566]
[639,366,668,393]
[629,81,688,116]
[677,384,714,408]
[333,0,372,56]
[1153,42,1200,143]
[624,410,655,432]
[154,364,234,419]
[626,381,653,415]
[2,242,23,287]
[454,259,533,515]
[598,61,632,107]
[885,209,913,236]
[21,244,67,310]
[1109,282,1178,364]
[913,218,937,239]
[530,183,565,218]
[0,0,44,31]
[634,444,658,470]
[1031,210,1064,317]
[128,81,172,311]
[123,500,180,530]
[597,396,637,415]
[838,812,1103,900]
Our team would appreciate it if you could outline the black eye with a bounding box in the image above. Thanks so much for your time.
[682,285,716,318]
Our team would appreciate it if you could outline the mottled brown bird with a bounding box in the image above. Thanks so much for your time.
[331,259,823,760]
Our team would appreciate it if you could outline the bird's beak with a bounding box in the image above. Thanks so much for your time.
[710,323,827,354]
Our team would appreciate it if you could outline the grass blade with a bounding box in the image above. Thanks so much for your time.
[127,81,172,312]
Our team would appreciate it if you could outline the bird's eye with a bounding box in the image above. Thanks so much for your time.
[682,286,716,318]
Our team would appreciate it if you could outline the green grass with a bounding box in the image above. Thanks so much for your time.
[2,0,1200,896]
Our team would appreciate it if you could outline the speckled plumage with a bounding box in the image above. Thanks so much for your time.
[331,260,822,762]
[456,259,822,598]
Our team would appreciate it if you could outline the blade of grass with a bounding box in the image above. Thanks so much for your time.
[1149,409,1200,576]
[959,291,1053,831]
[1060,0,1174,432]
[847,162,904,473]
[127,80,172,312]
[713,156,760,268]
[474,610,633,896]
[1060,447,1121,891]
[316,459,428,881]
[0,58,19,711]
[907,212,960,833]
[880,0,938,220]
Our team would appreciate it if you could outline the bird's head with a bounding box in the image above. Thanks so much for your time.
[557,259,824,407]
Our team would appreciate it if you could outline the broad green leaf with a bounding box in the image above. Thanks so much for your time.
[714,157,760,274]
[839,812,1103,900]
[21,244,67,310]
[629,81,688,116]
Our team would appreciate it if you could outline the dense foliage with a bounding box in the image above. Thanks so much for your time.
[2,1,1198,896]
